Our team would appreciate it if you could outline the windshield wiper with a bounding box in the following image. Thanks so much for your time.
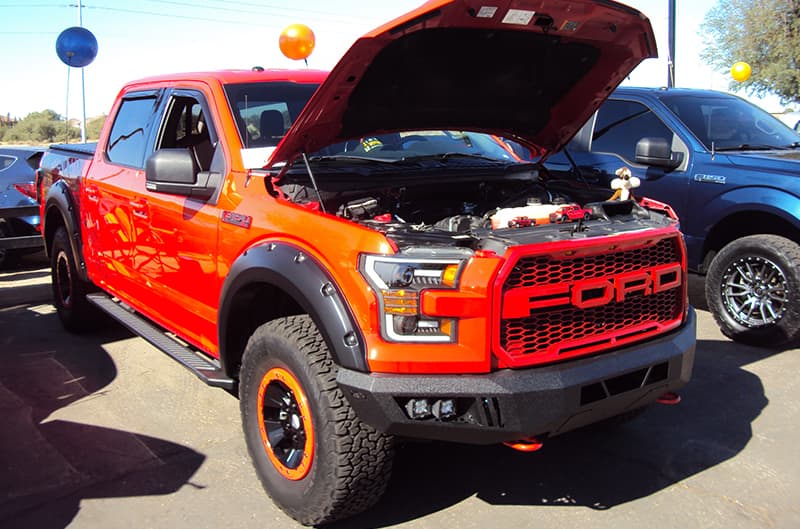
[305,154,397,163]
[400,152,505,163]
[715,143,790,152]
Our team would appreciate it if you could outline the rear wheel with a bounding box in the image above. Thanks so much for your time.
[706,234,800,346]
[240,315,394,525]
[50,226,98,332]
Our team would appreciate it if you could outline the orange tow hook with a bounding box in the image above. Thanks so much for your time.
[656,391,681,405]
[503,437,543,452]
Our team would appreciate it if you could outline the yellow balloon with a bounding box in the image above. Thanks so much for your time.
[279,24,315,61]
[731,61,752,82]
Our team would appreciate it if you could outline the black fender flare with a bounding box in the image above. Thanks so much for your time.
[42,179,88,282]
[218,241,368,374]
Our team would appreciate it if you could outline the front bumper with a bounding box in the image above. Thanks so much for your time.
[337,307,696,444]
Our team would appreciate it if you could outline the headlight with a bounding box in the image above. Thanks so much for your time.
[360,254,464,343]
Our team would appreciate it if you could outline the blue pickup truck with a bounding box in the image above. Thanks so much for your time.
[544,87,800,346]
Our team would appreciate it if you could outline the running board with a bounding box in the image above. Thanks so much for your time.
[87,293,235,390]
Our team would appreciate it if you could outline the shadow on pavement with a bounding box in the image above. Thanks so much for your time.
[0,304,205,529]
[333,337,770,529]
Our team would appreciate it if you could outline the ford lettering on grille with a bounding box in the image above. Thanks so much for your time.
[494,235,686,367]
[502,262,682,318]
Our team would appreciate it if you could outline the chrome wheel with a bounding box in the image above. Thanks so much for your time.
[721,255,788,328]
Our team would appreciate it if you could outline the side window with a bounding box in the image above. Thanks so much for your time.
[238,102,289,147]
[0,155,15,172]
[591,100,673,162]
[223,82,320,148]
[106,96,157,168]
[156,93,216,172]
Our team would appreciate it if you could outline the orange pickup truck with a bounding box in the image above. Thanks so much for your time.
[37,0,695,524]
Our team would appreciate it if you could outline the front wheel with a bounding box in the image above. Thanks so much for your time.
[240,315,394,526]
[705,234,800,346]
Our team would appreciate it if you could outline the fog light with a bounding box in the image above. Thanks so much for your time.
[432,399,456,420]
[405,398,432,419]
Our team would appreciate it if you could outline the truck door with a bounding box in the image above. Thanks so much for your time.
[547,99,691,222]
[134,89,222,352]
[83,92,159,295]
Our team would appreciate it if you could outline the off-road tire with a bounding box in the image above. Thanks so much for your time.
[706,234,800,346]
[50,226,98,332]
[240,315,394,526]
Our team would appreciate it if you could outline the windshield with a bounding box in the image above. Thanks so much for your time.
[311,131,519,163]
[660,93,800,151]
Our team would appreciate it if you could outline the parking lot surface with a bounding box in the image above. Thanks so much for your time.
[1,254,799,529]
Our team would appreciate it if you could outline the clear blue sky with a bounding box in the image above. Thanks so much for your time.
[0,0,785,122]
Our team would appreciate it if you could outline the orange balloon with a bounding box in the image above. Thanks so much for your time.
[279,24,315,61]
[731,61,752,82]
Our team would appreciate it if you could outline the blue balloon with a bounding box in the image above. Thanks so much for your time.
[56,27,98,68]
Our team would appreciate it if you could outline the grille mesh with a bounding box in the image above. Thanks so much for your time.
[505,238,679,288]
[499,237,683,364]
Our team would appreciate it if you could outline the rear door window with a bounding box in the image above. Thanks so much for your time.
[106,95,158,168]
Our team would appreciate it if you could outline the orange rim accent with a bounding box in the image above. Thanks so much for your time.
[256,367,315,480]
[503,437,544,452]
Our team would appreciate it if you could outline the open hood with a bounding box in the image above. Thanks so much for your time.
[268,0,656,166]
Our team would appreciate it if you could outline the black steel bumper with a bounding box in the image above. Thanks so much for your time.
[337,307,696,444]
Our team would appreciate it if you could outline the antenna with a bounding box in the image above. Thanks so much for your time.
[244,94,249,148]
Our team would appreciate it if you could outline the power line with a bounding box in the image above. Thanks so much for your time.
[141,0,355,22]
[70,3,374,30]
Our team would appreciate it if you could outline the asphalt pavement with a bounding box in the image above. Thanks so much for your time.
[1,253,798,529]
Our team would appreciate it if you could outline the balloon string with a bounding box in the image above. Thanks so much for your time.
[304,58,308,68]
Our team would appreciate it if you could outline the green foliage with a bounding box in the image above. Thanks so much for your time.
[0,109,80,144]
[86,114,106,140]
[0,111,105,144]
[701,0,800,104]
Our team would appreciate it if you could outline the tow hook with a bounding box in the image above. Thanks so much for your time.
[503,437,544,452]
[656,391,681,405]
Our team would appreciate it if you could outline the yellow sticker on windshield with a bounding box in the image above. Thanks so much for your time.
[361,137,383,152]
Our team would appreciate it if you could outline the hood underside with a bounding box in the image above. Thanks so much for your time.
[269,0,657,166]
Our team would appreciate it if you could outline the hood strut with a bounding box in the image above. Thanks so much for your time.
[301,152,327,213]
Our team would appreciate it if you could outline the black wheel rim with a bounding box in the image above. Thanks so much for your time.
[55,251,72,308]
[260,375,311,476]
[721,255,788,327]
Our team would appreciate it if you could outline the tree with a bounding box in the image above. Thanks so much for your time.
[701,0,800,104]
[86,114,106,140]
[2,110,80,143]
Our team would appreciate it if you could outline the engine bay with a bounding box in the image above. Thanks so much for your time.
[275,171,676,253]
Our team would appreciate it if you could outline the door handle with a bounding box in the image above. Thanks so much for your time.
[130,198,149,219]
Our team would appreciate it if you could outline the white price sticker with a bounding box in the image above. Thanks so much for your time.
[502,9,535,25]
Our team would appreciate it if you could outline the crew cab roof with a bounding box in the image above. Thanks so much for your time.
[122,68,328,88]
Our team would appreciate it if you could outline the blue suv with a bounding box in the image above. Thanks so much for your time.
[544,87,800,346]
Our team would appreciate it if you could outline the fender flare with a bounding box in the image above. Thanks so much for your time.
[42,179,88,282]
[218,241,368,374]
[702,186,800,232]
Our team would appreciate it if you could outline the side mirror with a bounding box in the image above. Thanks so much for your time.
[145,148,215,200]
[635,137,683,170]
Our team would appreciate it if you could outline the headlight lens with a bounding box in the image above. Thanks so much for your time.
[360,255,464,343]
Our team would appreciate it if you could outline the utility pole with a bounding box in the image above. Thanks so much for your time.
[79,0,87,142]
[667,0,676,88]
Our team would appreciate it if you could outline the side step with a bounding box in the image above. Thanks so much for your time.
[87,293,235,390]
